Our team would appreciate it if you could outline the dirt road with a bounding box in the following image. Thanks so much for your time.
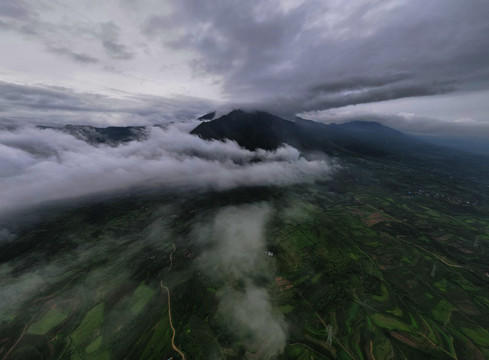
[160,242,185,360]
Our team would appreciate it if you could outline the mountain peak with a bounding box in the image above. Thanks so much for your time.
[189,110,431,158]
[191,109,297,151]
[198,111,216,120]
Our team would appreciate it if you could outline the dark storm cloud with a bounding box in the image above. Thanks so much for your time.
[140,0,489,114]
[309,73,411,94]
[299,80,457,112]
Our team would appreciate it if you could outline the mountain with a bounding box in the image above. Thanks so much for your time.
[198,111,216,120]
[39,125,148,146]
[192,110,424,156]
[192,109,489,179]
[192,110,304,151]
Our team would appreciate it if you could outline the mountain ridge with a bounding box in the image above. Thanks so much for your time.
[191,109,489,179]
[38,124,148,146]
[191,109,416,155]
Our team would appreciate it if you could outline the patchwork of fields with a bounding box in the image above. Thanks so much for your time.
[1,158,489,359]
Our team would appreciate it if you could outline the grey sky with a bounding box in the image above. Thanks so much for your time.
[0,0,488,133]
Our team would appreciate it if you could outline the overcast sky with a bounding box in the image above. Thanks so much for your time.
[1,0,488,131]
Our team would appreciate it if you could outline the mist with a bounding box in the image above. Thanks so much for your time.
[0,121,338,219]
[195,204,287,358]
[0,209,174,323]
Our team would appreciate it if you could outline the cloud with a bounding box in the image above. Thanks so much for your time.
[0,2,134,70]
[48,46,99,64]
[0,265,46,321]
[2,0,488,134]
[100,22,134,60]
[195,204,287,358]
[0,122,337,217]
[296,79,456,114]
[0,81,215,126]
[217,286,287,358]
[0,206,175,322]
[0,2,97,61]
[0,0,32,20]
[2,0,489,119]
[140,0,489,114]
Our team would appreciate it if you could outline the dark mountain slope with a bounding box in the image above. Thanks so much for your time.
[192,110,416,156]
[198,111,216,120]
[191,110,489,179]
[191,110,303,151]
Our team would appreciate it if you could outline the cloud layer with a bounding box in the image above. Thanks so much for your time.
[0,122,337,218]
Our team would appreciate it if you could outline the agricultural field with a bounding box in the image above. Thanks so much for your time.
[1,156,489,360]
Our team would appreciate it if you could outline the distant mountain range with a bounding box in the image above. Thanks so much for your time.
[41,109,489,180]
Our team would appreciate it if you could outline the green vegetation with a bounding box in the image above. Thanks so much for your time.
[86,335,103,354]
[279,305,294,314]
[27,308,68,335]
[71,303,105,346]
[130,283,156,315]
[462,327,489,347]
[370,313,411,332]
[432,299,455,324]
[373,336,394,360]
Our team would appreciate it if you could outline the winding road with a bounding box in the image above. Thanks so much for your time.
[160,243,186,360]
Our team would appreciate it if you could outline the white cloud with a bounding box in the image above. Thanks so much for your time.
[0,122,337,217]
[195,204,288,357]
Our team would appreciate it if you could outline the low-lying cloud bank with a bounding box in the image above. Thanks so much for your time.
[0,121,337,217]
[195,204,287,358]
